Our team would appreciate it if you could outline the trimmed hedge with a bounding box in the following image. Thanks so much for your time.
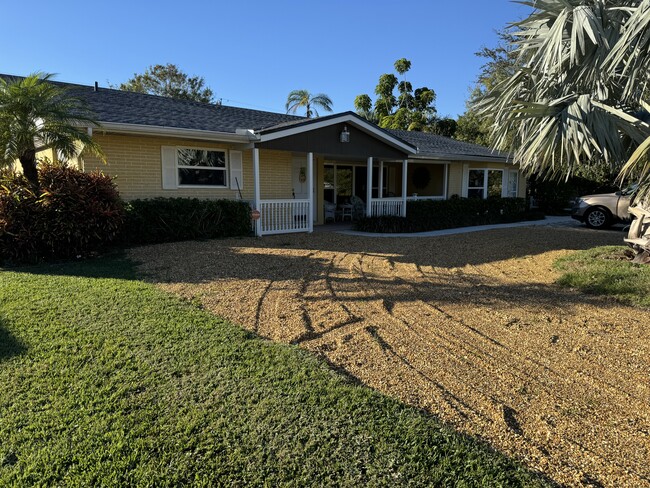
[121,198,252,245]
[356,197,544,233]
[0,163,124,264]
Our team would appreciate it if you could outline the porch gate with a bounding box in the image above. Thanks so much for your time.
[258,200,311,235]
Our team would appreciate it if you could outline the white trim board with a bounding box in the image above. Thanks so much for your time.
[258,114,417,154]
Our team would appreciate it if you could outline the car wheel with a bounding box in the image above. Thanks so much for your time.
[584,207,612,229]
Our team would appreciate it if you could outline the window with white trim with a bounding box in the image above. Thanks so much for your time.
[177,148,227,187]
[467,169,503,199]
[507,171,518,198]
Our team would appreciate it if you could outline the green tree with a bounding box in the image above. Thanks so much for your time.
[355,58,439,132]
[0,73,104,187]
[456,30,519,146]
[285,90,333,118]
[119,64,215,103]
[476,1,650,198]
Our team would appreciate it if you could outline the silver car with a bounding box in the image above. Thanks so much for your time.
[571,186,636,229]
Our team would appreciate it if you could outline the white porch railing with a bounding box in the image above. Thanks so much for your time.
[406,195,445,201]
[371,198,404,217]
[259,199,311,235]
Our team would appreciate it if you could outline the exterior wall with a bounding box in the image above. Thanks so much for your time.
[447,163,464,197]
[82,133,293,201]
[316,156,325,225]
[444,160,524,198]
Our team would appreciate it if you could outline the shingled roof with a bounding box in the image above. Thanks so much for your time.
[387,129,508,162]
[1,74,508,162]
[0,74,302,133]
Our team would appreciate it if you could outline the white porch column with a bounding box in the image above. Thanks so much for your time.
[401,159,408,217]
[307,152,314,233]
[378,161,384,199]
[366,156,373,217]
[253,147,261,236]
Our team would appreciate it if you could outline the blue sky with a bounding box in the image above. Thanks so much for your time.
[1,1,531,118]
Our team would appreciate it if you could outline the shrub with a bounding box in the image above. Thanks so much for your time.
[356,197,541,233]
[0,163,124,264]
[121,198,251,245]
[528,175,619,215]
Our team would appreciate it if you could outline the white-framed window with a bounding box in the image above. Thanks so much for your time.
[507,170,518,198]
[467,169,504,198]
[177,147,227,187]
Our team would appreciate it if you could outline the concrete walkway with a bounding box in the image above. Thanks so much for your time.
[338,215,578,238]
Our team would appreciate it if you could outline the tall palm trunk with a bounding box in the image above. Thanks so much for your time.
[19,149,39,187]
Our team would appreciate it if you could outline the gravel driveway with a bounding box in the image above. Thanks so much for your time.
[130,225,650,487]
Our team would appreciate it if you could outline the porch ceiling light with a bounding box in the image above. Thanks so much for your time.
[340,125,350,143]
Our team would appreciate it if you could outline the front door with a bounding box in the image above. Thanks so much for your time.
[292,157,317,222]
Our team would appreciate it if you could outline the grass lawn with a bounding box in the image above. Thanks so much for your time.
[555,245,650,308]
[0,254,549,487]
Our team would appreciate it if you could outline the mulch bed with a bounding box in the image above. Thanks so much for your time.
[130,225,650,487]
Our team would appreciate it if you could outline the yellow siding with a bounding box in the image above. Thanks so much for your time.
[81,133,293,201]
[447,163,464,197]
[445,161,524,198]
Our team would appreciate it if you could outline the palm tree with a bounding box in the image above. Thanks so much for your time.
[285,90,333,118]
[476,0,650,197]
[0,73,104,187]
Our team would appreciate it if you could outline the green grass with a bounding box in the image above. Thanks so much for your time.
[555,245,650,307]
[0,254,549,487]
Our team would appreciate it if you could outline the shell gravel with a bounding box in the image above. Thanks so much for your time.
[130,225,649,487]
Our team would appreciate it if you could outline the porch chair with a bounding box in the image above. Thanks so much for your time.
[324,201,336,222]
[350,195,366,220]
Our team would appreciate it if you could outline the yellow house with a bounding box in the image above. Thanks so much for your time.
[50,80,523,236]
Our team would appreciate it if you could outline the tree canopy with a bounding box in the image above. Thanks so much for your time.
[355,58,437,131]
[118,64,215,103]
[475,0,650,197]
[285,90,333,118]
[456,30,519,147]
[354,58,455,135]
[0,73,103,186]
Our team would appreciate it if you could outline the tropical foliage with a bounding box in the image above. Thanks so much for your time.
[285,90,333,118]
[354,58,438,131]
[475,0,650,198]
[118,64,215,103]
[0,162,123,264]
[0,73,103,186]
[456,30,520,146]
[354,58,457,135]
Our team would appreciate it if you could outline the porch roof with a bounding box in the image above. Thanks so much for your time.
[256,112,417,159]
[388,129,510,163]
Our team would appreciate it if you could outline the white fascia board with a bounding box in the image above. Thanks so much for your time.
[97,121,253,143]
[258,114,417,154]
[410,153,511,164]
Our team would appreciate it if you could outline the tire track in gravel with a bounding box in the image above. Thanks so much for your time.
[292,251,364,344]
[415,260,649,419]
[415,260,634,400]
[344,253,492,421]
[404,255,650,485]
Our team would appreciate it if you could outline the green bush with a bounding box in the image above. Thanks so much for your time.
[528,175,619,215]
[122,198,251,245]
[0,163,124,264]
[356,197,543,233]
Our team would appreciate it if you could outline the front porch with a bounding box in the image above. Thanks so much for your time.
[250,113,418,236]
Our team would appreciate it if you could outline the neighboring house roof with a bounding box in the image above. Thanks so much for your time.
[0,74,508,162]
[388,129,509,162]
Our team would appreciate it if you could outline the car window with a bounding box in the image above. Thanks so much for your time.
[621,184,639,196]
